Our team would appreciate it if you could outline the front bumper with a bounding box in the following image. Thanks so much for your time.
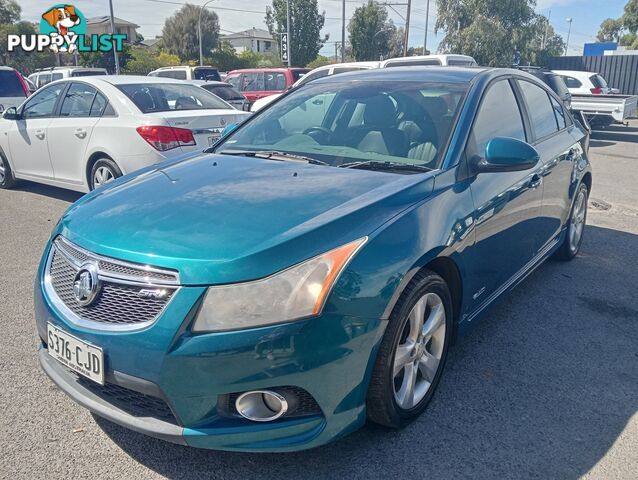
[35,276,384,452]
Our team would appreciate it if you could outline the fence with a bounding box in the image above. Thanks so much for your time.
[548,55,638,95]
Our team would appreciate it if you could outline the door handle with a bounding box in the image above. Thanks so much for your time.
[529,174,543,189]
[74,128,87,139]
[35,130,45,140]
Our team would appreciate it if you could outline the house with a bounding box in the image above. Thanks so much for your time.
[222,28,276,55]
[140,37,163,52]
[86,16,139,43]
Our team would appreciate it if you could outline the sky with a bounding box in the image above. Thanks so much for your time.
[16,0,630,58]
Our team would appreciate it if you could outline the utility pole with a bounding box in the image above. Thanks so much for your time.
[335,42,339,62]
[199,0,216,66]
[286,0,292,66]
[108,0,120,74]
[423,0,430,54]
[565,17,572,56]
[403,0,411,56]
[341,0,346,62]
[542,9,551,50]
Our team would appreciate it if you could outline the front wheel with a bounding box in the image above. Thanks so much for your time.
[367,270,452,428]
[554,183,588,261]
[89,158,122,191]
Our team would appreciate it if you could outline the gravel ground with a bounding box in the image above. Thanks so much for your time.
[0,122,636,479]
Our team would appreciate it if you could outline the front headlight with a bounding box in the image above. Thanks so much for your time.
[192,237,367,332]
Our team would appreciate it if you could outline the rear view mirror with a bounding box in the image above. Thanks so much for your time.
[473,137,539,173]
[2,107,20,120]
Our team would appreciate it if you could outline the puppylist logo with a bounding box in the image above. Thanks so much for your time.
[7,4,126,54]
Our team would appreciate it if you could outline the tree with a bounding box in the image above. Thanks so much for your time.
[306,54,331,68]
[0,0,20,24]
[435,0,563,67]
[124,47,180,73]
[597,18,623,42]
[624,0,638,34]
[265,0,327,67]
[348,1,397,61]
[162,3,219,61]
[79,44,132,73]
[523,15,565,65]
[0,22,56,73]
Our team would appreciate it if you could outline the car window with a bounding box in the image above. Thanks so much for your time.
[22,83,64,118]
[549,95,567,129]
[561,76,582,89]
[118,83,229,113]
[545,74,570,100]
[241,72,265,91]
[217,80,468,170]
[386,59,442,67]
[225,74,240,89]
[590,74,608,88]
[468,80,526,158]
[0,70,26,97]
[71,70,108,77]
[193,68,220,81]
[447,59,473,66]
[296,69,329,86]
[517,80,559,139]
[157,70,187,80]
[265,72,286,90]
[89,92,110,117]
[37,73,51,88]
[291,70,307,82]
[51,73,63,81]
[60,83,98,117]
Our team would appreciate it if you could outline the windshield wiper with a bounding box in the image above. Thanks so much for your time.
[219,150,329,166]
[338,160,431,173]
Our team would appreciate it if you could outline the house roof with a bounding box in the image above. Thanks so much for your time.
[223,28,274,41]
[86,16,140,28]
[141,37,162,47]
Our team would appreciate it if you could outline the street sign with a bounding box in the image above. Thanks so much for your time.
[280,32,289,63]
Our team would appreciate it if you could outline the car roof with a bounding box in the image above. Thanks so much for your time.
[310,66,489,84]
[553,70,597,76]
[0,66,16,71]
[185,80,232,87]
[94,75,199,85]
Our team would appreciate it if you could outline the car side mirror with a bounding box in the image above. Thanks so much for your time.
[2,106,20,120]
[473,137,539,173]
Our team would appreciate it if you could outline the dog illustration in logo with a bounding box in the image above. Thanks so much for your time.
[41,5,81,53]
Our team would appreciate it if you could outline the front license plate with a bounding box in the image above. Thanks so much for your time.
[47,323,104,385]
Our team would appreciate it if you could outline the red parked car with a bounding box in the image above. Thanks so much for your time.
[0,67,30,113]
[224,68,309,103]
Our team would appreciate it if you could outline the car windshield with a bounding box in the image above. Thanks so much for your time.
[204,85,244,101]
[0,70,26,97]
[118,83,230,113]
[216,80,468,170]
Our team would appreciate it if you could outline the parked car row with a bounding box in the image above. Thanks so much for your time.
[31,65,592,452]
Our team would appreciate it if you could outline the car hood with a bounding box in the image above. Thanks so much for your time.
[58,154,434,285]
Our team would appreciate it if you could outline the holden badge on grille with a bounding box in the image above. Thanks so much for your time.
[73,262,101,306]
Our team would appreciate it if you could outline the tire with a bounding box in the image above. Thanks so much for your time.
[367,269,453,428]
[0,151,17,189]
[554,183,588,261]
[89,158,122,191]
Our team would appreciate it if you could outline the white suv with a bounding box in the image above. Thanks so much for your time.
[553,70,619,95]
[148,66,221,81]
[28,67,108,89]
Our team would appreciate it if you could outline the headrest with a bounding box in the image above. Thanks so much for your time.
[363,95,397,129]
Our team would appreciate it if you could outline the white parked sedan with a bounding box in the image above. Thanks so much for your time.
[0,76,249,192]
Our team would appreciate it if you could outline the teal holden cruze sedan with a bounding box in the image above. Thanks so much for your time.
[35,67,591,452]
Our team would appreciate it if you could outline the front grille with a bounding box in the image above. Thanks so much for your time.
[45,237,179,329]
[77,377,179,425]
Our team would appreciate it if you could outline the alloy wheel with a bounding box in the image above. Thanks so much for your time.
[93,166,114,187]
[393,292,446,410]
[0,156,5,184]
[569,189,587,253]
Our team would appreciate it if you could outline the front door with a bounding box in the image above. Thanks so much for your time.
[7,83,64,179]
[463,79,544,307]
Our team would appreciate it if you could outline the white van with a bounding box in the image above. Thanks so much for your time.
[381,54,478,68]
[28,67,108,89]
[148,66,221,81]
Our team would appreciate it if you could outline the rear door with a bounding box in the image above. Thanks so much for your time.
[464,79,544,302]
[47,82,102,185]
[7,82,65,179]
[515,79,581,252]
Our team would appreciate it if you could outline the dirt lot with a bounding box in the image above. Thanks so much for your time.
[1,122,636,479]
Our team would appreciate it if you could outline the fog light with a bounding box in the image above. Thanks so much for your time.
[235,390,288,422]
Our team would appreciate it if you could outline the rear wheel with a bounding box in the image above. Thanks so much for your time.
[367,270,452,428]
[89,158,122,191]
[0,152,17,189]
[554,183,588,261]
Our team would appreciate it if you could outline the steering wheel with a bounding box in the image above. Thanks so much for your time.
[303,126,338,144]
